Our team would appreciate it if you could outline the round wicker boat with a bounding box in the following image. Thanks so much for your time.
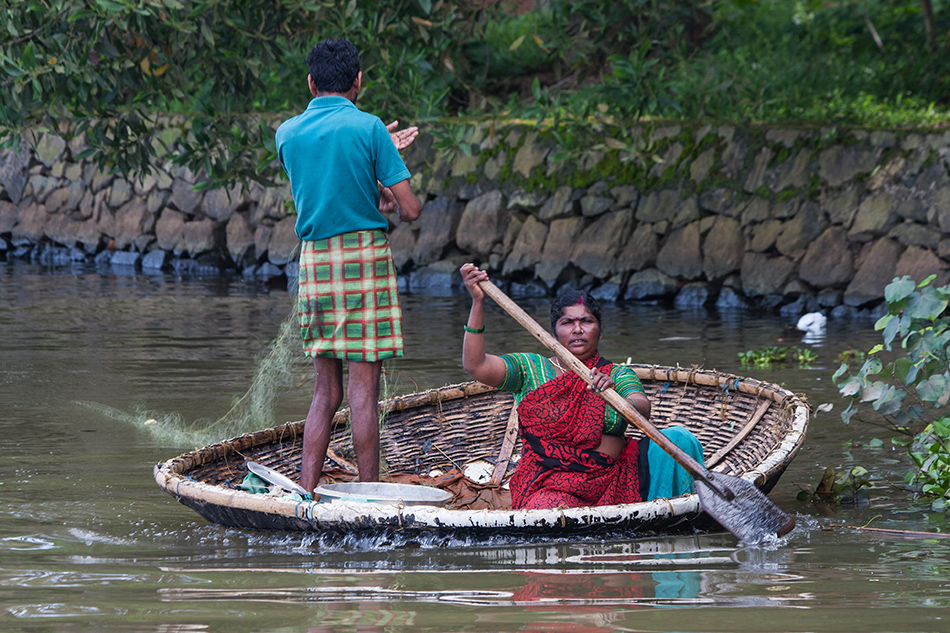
[154,365,809,538]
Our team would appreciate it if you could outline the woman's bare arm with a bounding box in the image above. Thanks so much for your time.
[459,263,507,387]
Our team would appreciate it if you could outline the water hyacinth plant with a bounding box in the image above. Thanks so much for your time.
[833,275,950,510]
[738,346,817,369]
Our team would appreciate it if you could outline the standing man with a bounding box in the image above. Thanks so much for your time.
[276,38,422,493]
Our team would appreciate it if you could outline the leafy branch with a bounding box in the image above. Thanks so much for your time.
[833,275,950,509]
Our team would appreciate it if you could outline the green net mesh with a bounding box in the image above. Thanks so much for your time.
[81,298,312,448]
[83,293,405,449]
[201,301,312,441]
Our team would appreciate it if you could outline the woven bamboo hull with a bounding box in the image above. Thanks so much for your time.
[154,365,809,538]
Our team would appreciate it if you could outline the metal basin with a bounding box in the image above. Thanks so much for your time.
[314,482,453,507]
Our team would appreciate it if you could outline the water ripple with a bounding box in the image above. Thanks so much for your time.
[8,603,125,618]
[0,535,57,551]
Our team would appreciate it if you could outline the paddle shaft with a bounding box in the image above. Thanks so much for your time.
[478,280,733,500]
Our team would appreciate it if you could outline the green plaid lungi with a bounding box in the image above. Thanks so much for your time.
[298,230,404,361]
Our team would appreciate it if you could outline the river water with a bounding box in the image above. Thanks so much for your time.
[1,263,947,633]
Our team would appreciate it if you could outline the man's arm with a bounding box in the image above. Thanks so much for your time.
[388,179,422,222]
[377,121,420,220]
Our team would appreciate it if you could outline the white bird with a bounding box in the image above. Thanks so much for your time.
[796,312,827,334]
[797,312,827,345]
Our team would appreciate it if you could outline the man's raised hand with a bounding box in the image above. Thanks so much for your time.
[386,121,419,151]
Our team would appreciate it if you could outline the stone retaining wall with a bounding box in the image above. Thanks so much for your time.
[2,121,949,318]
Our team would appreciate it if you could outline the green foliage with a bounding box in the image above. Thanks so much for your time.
[470,11,559,80]
[1,0,298,188]
[839,348,867,365]
[468,0,949,131]
[738,346,817,368]
[2,0,946,189]
[833,275,950,509]
[673,0,950,127]
[906,417,950,510]
[0,0,498,190]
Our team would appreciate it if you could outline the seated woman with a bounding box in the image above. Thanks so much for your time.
[459,263,705,510]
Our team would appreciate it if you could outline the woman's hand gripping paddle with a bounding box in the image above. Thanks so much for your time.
[478,279,795,544]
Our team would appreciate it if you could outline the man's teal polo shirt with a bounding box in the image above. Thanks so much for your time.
[276,96,411,242]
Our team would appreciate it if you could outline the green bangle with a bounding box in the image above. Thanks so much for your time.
[463,324,485,334]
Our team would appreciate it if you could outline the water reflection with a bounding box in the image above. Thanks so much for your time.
[2,264,949,632]
[152,535,823,633]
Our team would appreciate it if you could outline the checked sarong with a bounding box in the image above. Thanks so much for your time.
[297,229,403,362]
[509,354,642,509]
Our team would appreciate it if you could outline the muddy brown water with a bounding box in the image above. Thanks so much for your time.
[1,263,947,632]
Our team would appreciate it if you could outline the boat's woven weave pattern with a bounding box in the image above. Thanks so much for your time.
[175,366,807,500]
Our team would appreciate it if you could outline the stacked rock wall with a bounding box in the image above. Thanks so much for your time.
[2,121,949,317]
[0,130,300,278]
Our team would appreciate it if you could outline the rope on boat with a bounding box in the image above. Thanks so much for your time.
[719,377,745,425]
[432,443,462,471]
[661,367,674,393]
[720,377,744,394]
[662,496,676,515]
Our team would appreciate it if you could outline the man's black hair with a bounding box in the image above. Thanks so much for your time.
[307,38,361,93]
[550,290,603,332]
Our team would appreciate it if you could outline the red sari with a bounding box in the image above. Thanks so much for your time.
[509,354,641,509]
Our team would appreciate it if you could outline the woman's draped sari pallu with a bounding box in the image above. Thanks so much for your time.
[509,354,642,510]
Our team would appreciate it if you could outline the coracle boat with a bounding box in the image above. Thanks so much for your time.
[154,365,809,538]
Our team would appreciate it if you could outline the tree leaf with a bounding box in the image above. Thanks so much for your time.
[893,356,914,381]
[881,315,900,348]
[884,276,916,303]
[860,381,886,403]
[874,388,903,416]
[939,376,950,406]
[200,21,215,48]
[832,362,850,382]
[858,356,883,378]
[917,373,950,403]
[21,42,36,68]
[839,376,861,397]
[840,401,856,424]
[907,285,949,320]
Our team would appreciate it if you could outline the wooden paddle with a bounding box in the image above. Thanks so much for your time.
[478,279,796,544]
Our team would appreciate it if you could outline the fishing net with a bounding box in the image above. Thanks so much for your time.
[192,299,313,442]
[81,298,312,448]
[99,292,407,449]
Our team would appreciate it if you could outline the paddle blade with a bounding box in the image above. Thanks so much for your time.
[695,472,795,544]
